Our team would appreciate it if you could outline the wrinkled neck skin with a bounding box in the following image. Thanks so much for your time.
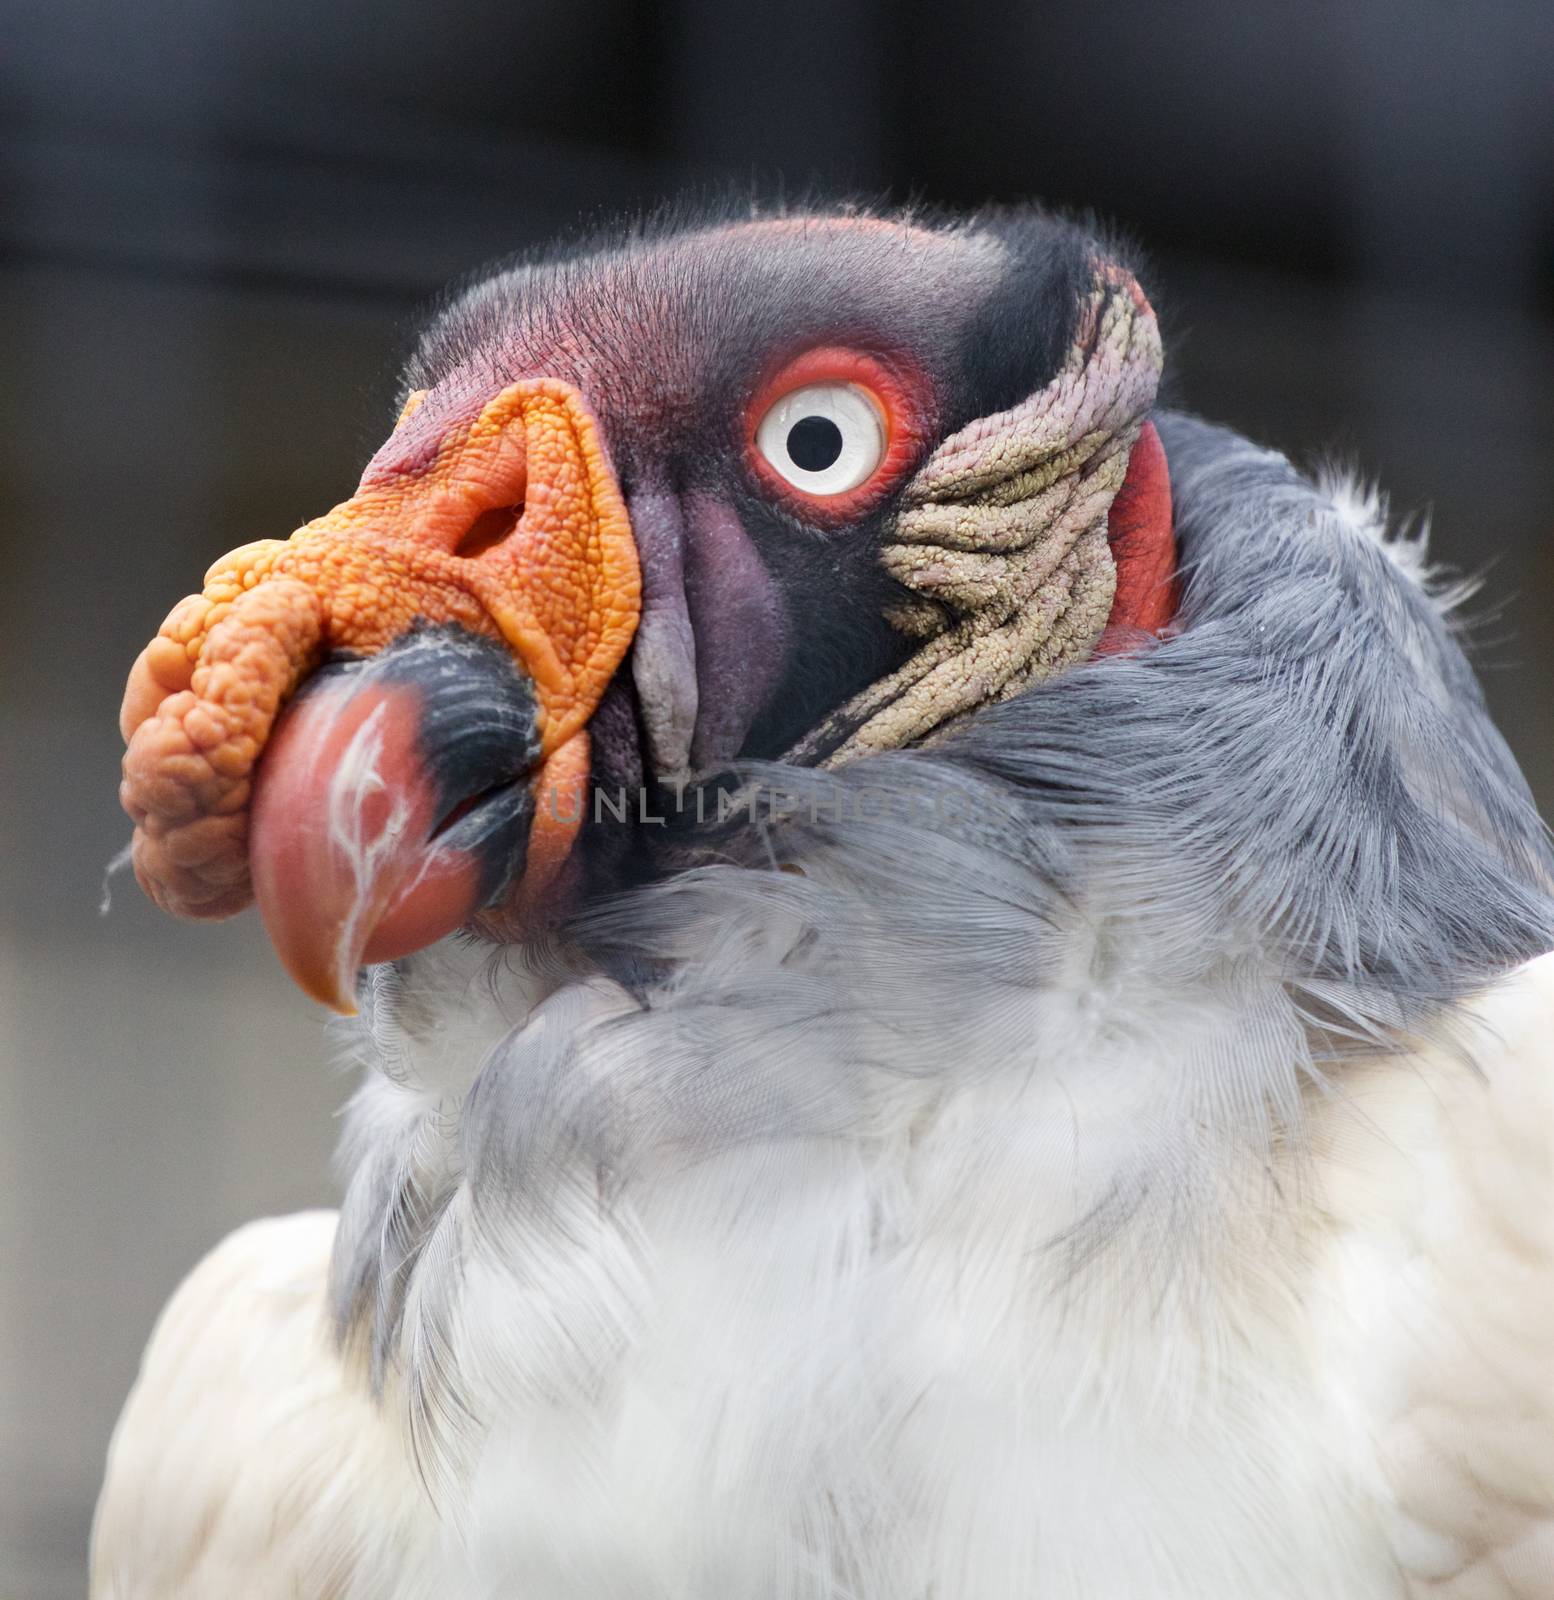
[326,413,1554,1557]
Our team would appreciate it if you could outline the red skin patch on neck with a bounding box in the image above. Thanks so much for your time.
[1098,419,1178,650]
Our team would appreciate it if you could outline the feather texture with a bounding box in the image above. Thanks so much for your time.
[90,1212,449,1599]
[93,955,1554,1599]
[95,412,1554,1595]
[1313,958,1554,1598]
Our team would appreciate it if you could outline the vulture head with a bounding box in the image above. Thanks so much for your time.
[100,200,1554,1595]
[118,205,1177,1009]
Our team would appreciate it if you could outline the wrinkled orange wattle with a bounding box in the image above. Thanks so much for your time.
[118,378,641,931]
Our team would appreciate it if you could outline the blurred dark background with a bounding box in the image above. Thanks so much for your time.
[3,1,1551,1591]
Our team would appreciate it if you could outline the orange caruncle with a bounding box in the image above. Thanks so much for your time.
[119,378,641,922]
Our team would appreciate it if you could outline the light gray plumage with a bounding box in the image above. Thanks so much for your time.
[331,415,1554,1414]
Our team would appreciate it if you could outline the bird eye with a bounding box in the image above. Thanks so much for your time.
[754,382,887,497]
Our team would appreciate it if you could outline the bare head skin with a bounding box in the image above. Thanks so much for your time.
[119,202,1177,1010]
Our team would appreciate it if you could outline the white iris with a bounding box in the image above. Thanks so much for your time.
[755,382,886,496]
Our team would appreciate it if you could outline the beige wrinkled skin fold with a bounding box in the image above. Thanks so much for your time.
[790,270,1162,765]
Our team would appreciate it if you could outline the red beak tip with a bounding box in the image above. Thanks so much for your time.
[273,941,364,1016]
[249,674,482,1010]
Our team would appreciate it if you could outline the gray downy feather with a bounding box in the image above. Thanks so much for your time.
[328,410,1554,1463]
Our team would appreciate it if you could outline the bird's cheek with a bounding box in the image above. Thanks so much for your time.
[627,487,792,782]
[681,493,792,770]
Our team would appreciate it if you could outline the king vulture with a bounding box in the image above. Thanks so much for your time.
[94,203,1554,1599]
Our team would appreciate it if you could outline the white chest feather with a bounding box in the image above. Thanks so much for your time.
[93,950,1554,1600]
[441,1072,1402,1600]
[348,948,1444,1600]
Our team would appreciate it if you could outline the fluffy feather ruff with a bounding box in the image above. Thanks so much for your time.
[1314,466,1480,615]
[311,415,1554,1595]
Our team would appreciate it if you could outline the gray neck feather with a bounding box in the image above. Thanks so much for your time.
[328,411,1554,1429]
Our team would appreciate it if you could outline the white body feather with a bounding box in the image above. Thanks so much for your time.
[92,948,1554,1599]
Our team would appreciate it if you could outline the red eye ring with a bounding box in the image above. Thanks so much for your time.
[745,346,932,523]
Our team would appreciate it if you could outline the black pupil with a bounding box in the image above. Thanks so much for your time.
[786,414,844,473]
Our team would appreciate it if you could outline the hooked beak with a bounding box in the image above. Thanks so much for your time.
[249,628,541,1010]
[119,379,640,1012]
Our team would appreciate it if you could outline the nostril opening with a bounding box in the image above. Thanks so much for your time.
[430,775,525,842]
[456,503,524,559]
